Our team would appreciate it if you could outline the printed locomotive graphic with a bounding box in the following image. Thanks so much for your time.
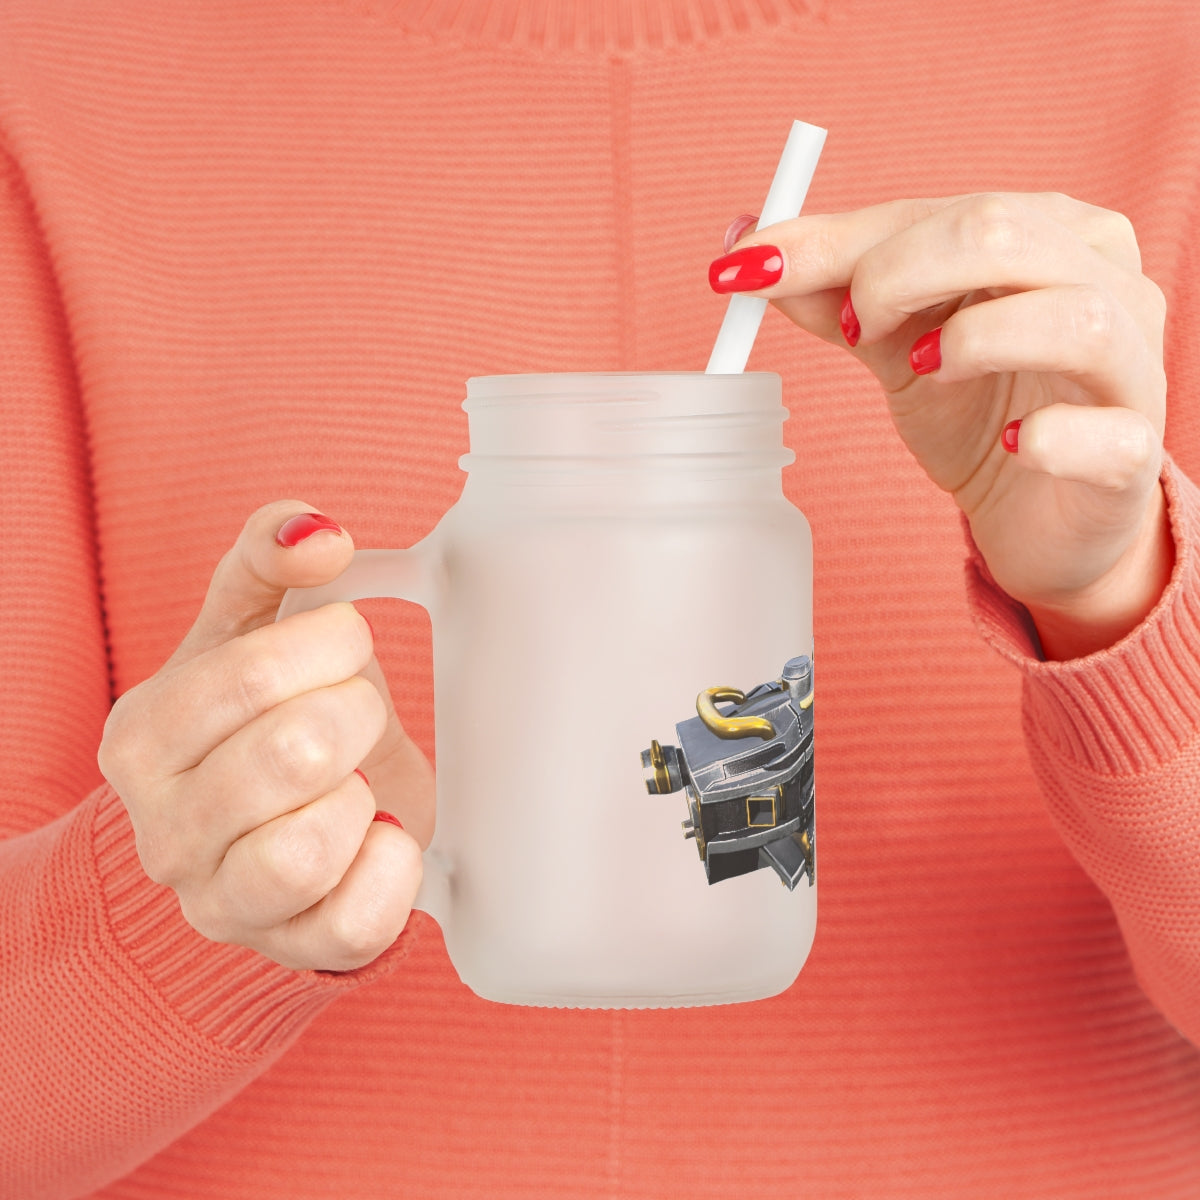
[641,655,814,890]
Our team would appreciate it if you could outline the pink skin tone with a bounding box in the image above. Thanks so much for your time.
[99,502,434,973]
[711,192,1172,662]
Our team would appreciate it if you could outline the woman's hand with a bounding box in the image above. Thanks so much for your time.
[711,193,1172,659]
[98,501,434,972]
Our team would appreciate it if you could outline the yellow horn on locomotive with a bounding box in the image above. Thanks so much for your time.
[695,686,777,741]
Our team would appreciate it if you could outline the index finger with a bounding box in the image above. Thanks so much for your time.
[728,191,1143,299]
[130,601,374,777]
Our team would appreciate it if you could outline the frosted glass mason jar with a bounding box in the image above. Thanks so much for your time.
[279,372,815,1008]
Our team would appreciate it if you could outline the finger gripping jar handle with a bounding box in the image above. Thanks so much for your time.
[275,543,452,930]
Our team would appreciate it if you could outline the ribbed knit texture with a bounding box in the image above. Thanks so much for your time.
[1,1,1198,1197]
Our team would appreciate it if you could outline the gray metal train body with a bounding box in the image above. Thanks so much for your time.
[642,655,814,890]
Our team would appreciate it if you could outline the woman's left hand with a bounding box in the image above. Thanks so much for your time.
[711,192,1172,659]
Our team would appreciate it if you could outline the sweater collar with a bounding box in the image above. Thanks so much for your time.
[369,0,827,52]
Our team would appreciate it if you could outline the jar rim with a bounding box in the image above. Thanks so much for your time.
[464,371,782,410]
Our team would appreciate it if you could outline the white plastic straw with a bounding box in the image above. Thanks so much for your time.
[705,120,827,374]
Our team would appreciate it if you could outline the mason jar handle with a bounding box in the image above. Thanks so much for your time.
[275,544,452,929]
[276,546,434,617]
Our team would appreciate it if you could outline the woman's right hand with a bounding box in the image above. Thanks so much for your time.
[97,501,433,972]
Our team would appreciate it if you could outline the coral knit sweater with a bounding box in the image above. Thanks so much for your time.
[2,1,1199,1197]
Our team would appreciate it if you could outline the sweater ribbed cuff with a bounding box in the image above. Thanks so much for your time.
[90,784,421,1059]
[965,454,1200,775]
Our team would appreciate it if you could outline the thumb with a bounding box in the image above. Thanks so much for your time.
[167,500,356,669]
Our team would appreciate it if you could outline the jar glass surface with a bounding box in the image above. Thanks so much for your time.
[425,373,816,1007]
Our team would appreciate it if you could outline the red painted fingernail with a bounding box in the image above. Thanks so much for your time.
[275,512,343,548]
[722,213,759,254]
[1002,419,1022,453]
[910,327,942,375]
[708,244,784,293]
[354,768,370,787]
[372,810,404,830]
[839,290,860,347]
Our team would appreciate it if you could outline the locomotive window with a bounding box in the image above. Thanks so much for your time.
[747,794,777,827]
